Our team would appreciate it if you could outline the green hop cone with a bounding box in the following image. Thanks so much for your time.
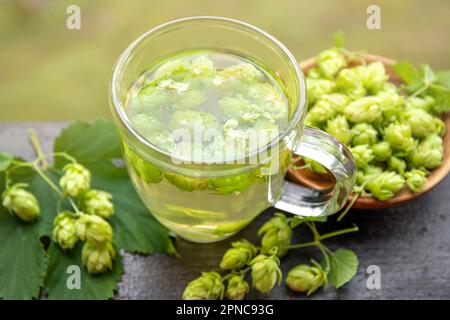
[1,183,40,222]
[164,172,209,192]
[326,115,353,144]
[210,172,255,195]
[250,254,282,294]
[220,239,258,270]
[320,93,351,112]
[350,145,374,169]
[383,122,416,152]
[218,62,263,84]
[350,123,378,146]
[225,275,249,300]
[258,213,293,257]
[82,241,115,274]
[408,134,444,169]
[372,141,392,161]
[53,211,78,250]
[316,48,347,79]
[123,144,163,184]
[76,214,113,246]
[81,189,114,219]
[365,171,405,201]
[360,61,388,94]
[357,165,383,186]
[286,262,328,296]
[182,272,225,300]
[343,96,382,123]
[336,68,366,99]
[404,169,427,193]
[377,89,404,124]
[168,110,219,134]
[306,79,335,104]
[305,99,337,127]
[388,156,406,174]
[303,157,327,174]
[59,163,91,197]
[404,108,437,139]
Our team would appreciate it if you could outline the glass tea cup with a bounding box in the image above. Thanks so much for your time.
[110,17,356,243]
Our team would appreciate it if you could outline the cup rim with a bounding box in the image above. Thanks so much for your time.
[110,16,306,163]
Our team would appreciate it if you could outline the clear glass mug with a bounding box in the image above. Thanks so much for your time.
[110,17,356,243]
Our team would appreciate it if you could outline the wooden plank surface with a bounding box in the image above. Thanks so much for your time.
[1,122,449,300]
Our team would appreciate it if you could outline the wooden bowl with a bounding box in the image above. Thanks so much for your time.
[286,54,450,209]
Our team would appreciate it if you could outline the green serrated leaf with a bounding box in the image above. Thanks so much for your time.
[53,118,122,168]
[325,248,358,289]
[0,173,46,299]
[290,215,327,228]
[44,243,123,300]
[0,152,13,172]
[437,70,450,88]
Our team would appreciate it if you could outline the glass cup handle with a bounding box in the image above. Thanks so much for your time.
[274,126,357,217]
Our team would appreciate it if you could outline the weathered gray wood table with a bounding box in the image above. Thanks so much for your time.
[1,122,450,300]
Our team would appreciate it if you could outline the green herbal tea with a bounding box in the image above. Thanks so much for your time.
[123,50,291,242]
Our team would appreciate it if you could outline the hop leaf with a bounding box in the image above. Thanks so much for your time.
[182,272,225,300]
[53,212,79,250]
[250,254,282,294]
[365,171,405,201]
[286,262,327,295]
[219,239,258,270]
[81,189,114,219]
[76,214,113,246]
[225,275,249,300]
[1,183,40,222]
[404,169,427,193]
[59,163,91,197]
[258,213,293,257]
[82,241,116,274]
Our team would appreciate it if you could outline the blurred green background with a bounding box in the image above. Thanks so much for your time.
[0,0,449,121]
